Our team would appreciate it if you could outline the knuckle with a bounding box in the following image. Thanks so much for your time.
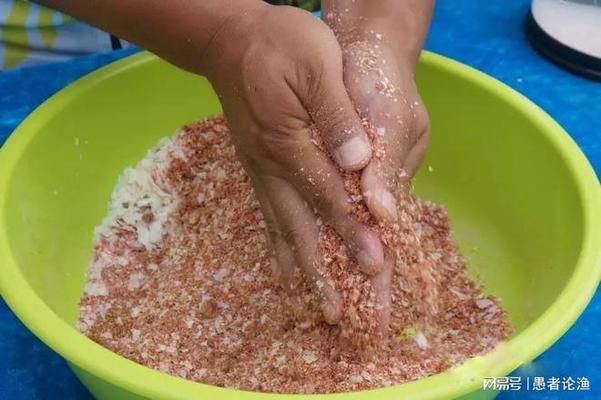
[328,205,355,238]
[260,130,296,163]
[418,123,431,145]
[265,220,280,241]
[312,106,357,149]
[281,226,304,249]
[313,187,351,224]
[321,106,351,134]
[400,100,430,148]
[414,113,431,149]
[413,101,431,139]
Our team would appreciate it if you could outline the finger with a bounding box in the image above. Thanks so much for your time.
[343,48,407,222]
[360,97,429,221]
[252,76,385,274]
[263,176,344,324]
[303,45,372,171]
[343,45,425,222]
[272,233,298,293]
[257,189,298,293]
[358,99,410,223]
[401,124,430,180]
[369,254,393,334]
[265,130,385,275]
[361,155,402,223]
[240,158,299,292]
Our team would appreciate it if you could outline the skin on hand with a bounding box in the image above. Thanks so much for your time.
[200,4,389,324]
[343,41,430,329]
[323,0,435,329]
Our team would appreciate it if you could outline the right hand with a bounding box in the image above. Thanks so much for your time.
[199,3,389,325]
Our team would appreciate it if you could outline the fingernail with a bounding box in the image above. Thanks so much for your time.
[334,136,371,170]
[377,189,398,221]
[365,189,398,222]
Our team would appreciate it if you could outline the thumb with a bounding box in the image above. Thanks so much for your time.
[305,64,372,171]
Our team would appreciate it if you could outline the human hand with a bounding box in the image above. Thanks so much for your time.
[323,1,432,220]
[36,0,401,329]
[323,0,434,328]
[200,3,387,324]
[340,41,431,221]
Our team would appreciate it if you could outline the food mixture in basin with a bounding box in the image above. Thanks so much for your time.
[78,116,510,393]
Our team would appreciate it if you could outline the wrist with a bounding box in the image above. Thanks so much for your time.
[322,0,433,70]
[197,1,268,78]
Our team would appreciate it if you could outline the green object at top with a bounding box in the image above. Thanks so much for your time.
[0,51,599,400]
[267,0,321,12]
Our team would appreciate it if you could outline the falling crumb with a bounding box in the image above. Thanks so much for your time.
[275,355,287,367]
[212,268,229,282]
[428,165,434,172]
[476,298,494,309]
[301,350,319,364]
[415,331,429,350]
[127,272,145,291]
[84,281,107,296]
[78,116,510,394]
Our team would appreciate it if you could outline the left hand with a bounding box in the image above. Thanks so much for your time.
[323,1,434,329]
[341,40,431,222]
[346,39,431,329]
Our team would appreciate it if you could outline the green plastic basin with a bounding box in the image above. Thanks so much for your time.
[0,52,599,400]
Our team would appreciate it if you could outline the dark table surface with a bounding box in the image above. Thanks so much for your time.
[0,0,599,399]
